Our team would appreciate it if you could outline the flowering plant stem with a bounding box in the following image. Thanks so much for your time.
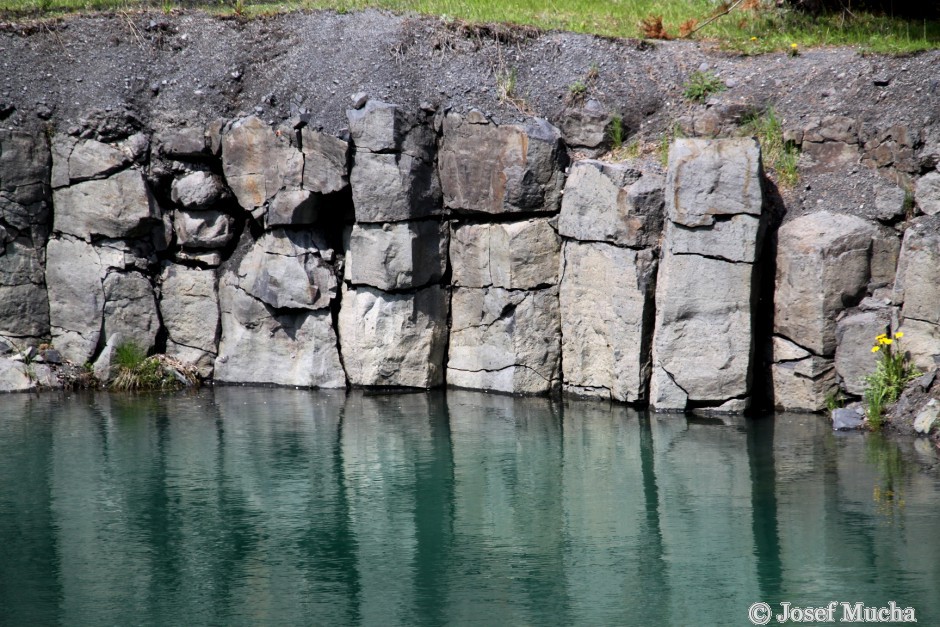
[864,331,920,429]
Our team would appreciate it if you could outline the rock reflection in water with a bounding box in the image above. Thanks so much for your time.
[1,390,939,625]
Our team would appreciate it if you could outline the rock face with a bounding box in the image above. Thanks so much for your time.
[1,130,52,236]
[894,216,940,371]
[344,221,448,290]
[338,284,448,388]
[53,168,160,240]
[45,236,105,363]
[915,170,940,216]
[835,308,897,395]
[772,211,883,410]
[171,171,229,210]
[347,100,440,223]
[447,216,562,394]
[439,112,567,215]
[770,336,836,412]
[5,95,940,412]
[558,160,664,248]
[221,115,303,218]
[650,138,765,411]
[101,271,160,353]
[451,218,559,289]
[559,241,657,402]
[0,240,50,341]
[0,131,53,346]
[158,265,219,377]
[173,210,235,250]
[556,156,663,403]
[774,211,876,357]
[221,116,348,227]
[235,229,337,311]
[448,286,561,394]
[214,272,345,387]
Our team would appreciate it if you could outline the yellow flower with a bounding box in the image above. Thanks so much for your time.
[880,338,893,345]
[895,331,904,339]
[872,346,880,353]
[791,43,798,48]
[750,36,757,41]
[876,333,887,340]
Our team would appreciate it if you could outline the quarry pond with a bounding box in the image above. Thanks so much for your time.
[2,388,940,625]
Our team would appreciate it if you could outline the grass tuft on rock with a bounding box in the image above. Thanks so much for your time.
[740,107,800,188]
[109,341,198,391]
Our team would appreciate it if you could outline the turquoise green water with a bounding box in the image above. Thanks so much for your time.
[1,388,939,626]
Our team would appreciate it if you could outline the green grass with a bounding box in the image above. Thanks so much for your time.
[740,107,800,187]
[863,331,920,429]
[109,341,198,390]
[1,0,937,55]
[682,70,725,103]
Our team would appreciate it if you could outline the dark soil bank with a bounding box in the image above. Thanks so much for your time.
[1,9,938,218]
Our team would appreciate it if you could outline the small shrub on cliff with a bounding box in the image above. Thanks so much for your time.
[864,331,920,429]
[682,71,726,103]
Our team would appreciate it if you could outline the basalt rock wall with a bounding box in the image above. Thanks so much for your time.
[2,13,940,414]
[2,94,934,416]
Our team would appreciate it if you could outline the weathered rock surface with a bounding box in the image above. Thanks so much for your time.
[344,220,448,290]
[173,210,235,249]
[300,126,349,194]
[347,100,440,223]
[265,189,317,226]
[155,126,208,159]
[347,99,435,160]
[915,170,940,216]
[235,229,337,311]
[451,218,560,289]
[893,216,940,325]
[1,130,52,234]
[349,151,441,223]
[170,171,229,210]
[0,358,34,393]
[558,160,664,248]
[447,286,561,394]
[221,116,303,217]
[555,100,611,153]
[0,240,50,339]
[913,399,939,435]
[214,272,345,387]
[58,138,130,184]
[338,284,447,388]
[101,271,160,353]
[45,236,104,363]
[53,168,160,240]
[159,265,219,376]
[897,318,940,373]
[665,138,763,228]
[559,240,657,402]
[651,254,757,408]
[835,307,897,395]
[775,211,877,356]
[771,336,836,412]
[650,138,764,411]
[439,112,566,215]
[870,226,900,288]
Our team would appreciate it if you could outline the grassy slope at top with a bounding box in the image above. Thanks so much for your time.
[1,0,938,54]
